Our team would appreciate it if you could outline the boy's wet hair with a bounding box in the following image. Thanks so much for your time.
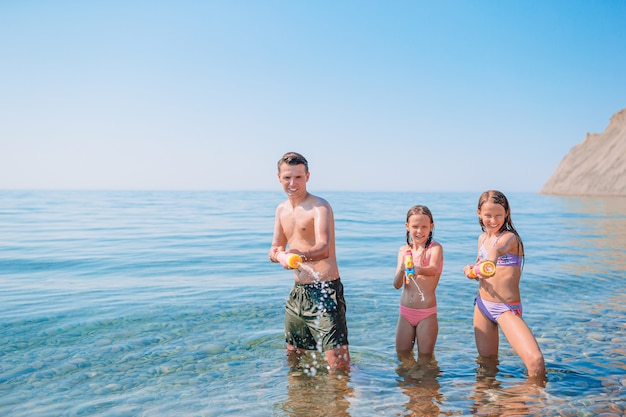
[278,152,309,173]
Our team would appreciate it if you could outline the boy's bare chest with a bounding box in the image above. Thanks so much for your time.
[281,211,314,237]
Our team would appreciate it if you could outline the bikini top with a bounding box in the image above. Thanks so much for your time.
[479,234,523,267]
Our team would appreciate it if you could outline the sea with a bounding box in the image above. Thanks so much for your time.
[0,190,624,417]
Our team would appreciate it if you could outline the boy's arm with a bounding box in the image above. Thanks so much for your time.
[289,203,332,262]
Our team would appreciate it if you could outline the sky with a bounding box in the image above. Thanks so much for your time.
[1,0,625,193]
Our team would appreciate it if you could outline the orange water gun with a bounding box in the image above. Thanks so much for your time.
[277,252,302,269]
[468,261,496,278]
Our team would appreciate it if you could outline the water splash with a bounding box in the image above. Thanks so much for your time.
[409,277,425,302]
[298,263,319,281]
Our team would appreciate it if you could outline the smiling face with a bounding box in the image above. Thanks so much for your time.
[478,201,508,233]
[477,190,512,234]
[278,163,309,198]
[406,213,433,247]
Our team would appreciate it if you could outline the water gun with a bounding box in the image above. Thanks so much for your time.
[405,249,415,284]
[468,261,496,278]
[277,252,302,269]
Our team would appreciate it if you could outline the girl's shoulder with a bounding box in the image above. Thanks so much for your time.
[427,240,442,249]
[498,230,522,251]
[497,230,517,244]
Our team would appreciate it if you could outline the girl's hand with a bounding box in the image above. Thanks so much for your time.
[473,260,496,279]
[464,265,478,280]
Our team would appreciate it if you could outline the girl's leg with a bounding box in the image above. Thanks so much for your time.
[497,312,546,379]
[396,315,417,360]
[473,304,499,358]
[415,313,438,358]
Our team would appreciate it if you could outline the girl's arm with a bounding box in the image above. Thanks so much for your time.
[486,232,519,261]
[467,232,519,279]
[415,244,443,277]
[464,234,484,279]
[393,247,406,289]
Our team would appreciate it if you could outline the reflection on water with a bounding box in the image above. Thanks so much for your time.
[279,371,352,417]
[277,352,353,417]
[470,356,546,417]
[559,196,626,273]
[395,356,443,417]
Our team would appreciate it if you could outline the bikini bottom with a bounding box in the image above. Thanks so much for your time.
[475,295,522,324]
[400,304,437,327]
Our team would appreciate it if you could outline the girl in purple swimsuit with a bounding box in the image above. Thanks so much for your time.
[393,205,444,361]
[463,190,546,381]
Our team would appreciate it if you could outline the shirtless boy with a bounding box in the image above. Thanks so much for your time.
[268,152,350,373]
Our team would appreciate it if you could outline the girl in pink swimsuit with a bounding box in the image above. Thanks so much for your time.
[393,205,444,361]
[464,190,546,382]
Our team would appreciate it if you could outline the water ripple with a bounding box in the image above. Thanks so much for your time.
[0,191,625,416]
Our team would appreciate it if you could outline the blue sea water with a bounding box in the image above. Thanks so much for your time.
[0,190,624,417]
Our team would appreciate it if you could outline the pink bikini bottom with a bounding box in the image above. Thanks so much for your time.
[400,305,437,326]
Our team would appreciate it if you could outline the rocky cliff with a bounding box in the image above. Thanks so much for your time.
[540,108,626,196]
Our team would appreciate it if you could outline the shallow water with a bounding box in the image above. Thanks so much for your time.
[1,190,624,416]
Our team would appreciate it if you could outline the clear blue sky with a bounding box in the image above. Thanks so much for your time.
[1,0,625,192]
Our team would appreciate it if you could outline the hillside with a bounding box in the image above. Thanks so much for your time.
[540,108,626,196]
